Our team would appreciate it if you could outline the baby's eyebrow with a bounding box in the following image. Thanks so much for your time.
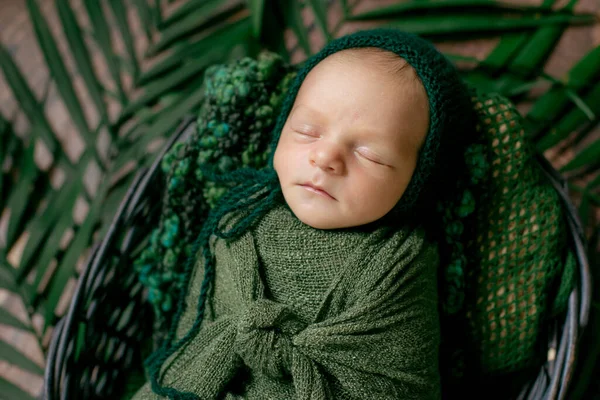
[290,105,321,119]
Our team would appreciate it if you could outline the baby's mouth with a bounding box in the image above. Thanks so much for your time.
[299,183,336,200]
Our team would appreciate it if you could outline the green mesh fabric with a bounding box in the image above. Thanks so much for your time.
[456,91,575,375]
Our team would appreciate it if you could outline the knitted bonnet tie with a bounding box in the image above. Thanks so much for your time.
[146,29,477,399]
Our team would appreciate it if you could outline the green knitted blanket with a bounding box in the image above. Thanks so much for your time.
[132,203,442,399]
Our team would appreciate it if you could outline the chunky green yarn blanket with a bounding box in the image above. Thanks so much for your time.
[132,203,442,399]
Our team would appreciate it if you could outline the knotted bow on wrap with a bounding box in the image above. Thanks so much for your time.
[234,298,306,379]
[133,205,442,400]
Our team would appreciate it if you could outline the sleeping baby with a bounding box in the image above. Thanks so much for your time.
[132,28,475,400]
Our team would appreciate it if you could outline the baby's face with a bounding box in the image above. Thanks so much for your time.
[273,51,429,229]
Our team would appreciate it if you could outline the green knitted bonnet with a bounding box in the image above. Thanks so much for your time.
[268,28,475,218]
[145,28,478,399]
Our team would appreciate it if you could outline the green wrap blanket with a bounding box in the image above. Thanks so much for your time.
[132,203,441,399]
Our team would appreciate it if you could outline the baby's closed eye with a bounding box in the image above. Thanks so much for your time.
[355,147,391,167]
[291,121,321,138]
[295,128,319,137]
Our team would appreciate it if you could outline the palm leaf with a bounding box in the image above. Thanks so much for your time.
[255,1,288,60]
[489,0,579,93]
[26,0,102,167]
[0,260,17,292]
[130,0,154,41]
[24,201,79,313]
[282,0,313,57]
[578,189,592,230]
[151,0,162,28]
[0,46,60,157]
[248,0,266,38]
[0,339,44,375]
[384,12,594,37]
[136,16,252,85]
[339,0,351,18]
[490,25,566,93]
[107,0,141,82]
[587,172,600,190]
[0,307,30,331]
[348,0,552,20]
[463,0,560,89]
[0,377,37,400]
[528,45,600,138]
[17,179,84,304]
[116,55,220,127]
[97,174,138,232]
[145,0,245,57]
[111,77,206,174]
[56,0,112,138]
[533,91,600,155]
[308,0,332,42]
[3,143,40,251]
[161,0,213,29]
[82,0,127,105]
[42,178,111,332]
[465,33,529,91]
[0,117,19,208]
[560,138,600,172]
[466,0,574,94]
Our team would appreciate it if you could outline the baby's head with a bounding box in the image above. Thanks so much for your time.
[270,29,474,230]
[274,48,430,229]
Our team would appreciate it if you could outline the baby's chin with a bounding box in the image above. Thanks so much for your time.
[285,198,365,230]
[282,193,343,230]
[294,210,344,230]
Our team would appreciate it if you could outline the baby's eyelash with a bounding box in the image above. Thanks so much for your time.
[355,149,385,165]
[294,129,319,137]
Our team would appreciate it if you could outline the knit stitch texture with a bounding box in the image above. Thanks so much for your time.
[132,203,442,399]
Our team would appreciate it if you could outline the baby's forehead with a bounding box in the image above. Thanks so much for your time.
[289,48,430,145]
[309,53,427,111]
[328,48,421,78]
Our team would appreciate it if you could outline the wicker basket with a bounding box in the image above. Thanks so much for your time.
[42,115,591,400]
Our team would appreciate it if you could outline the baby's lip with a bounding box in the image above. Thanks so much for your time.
[299,182,336,200]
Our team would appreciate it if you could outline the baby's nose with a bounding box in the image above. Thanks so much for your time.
[310,146,344,174]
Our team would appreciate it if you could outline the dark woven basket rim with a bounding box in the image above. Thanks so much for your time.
[42,116,592,400]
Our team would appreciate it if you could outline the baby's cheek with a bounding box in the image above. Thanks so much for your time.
[345,181,374,212]
[366,180,400,213]
[273,143,284,174]
[275,144,294,175]
[290,148,310,171]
